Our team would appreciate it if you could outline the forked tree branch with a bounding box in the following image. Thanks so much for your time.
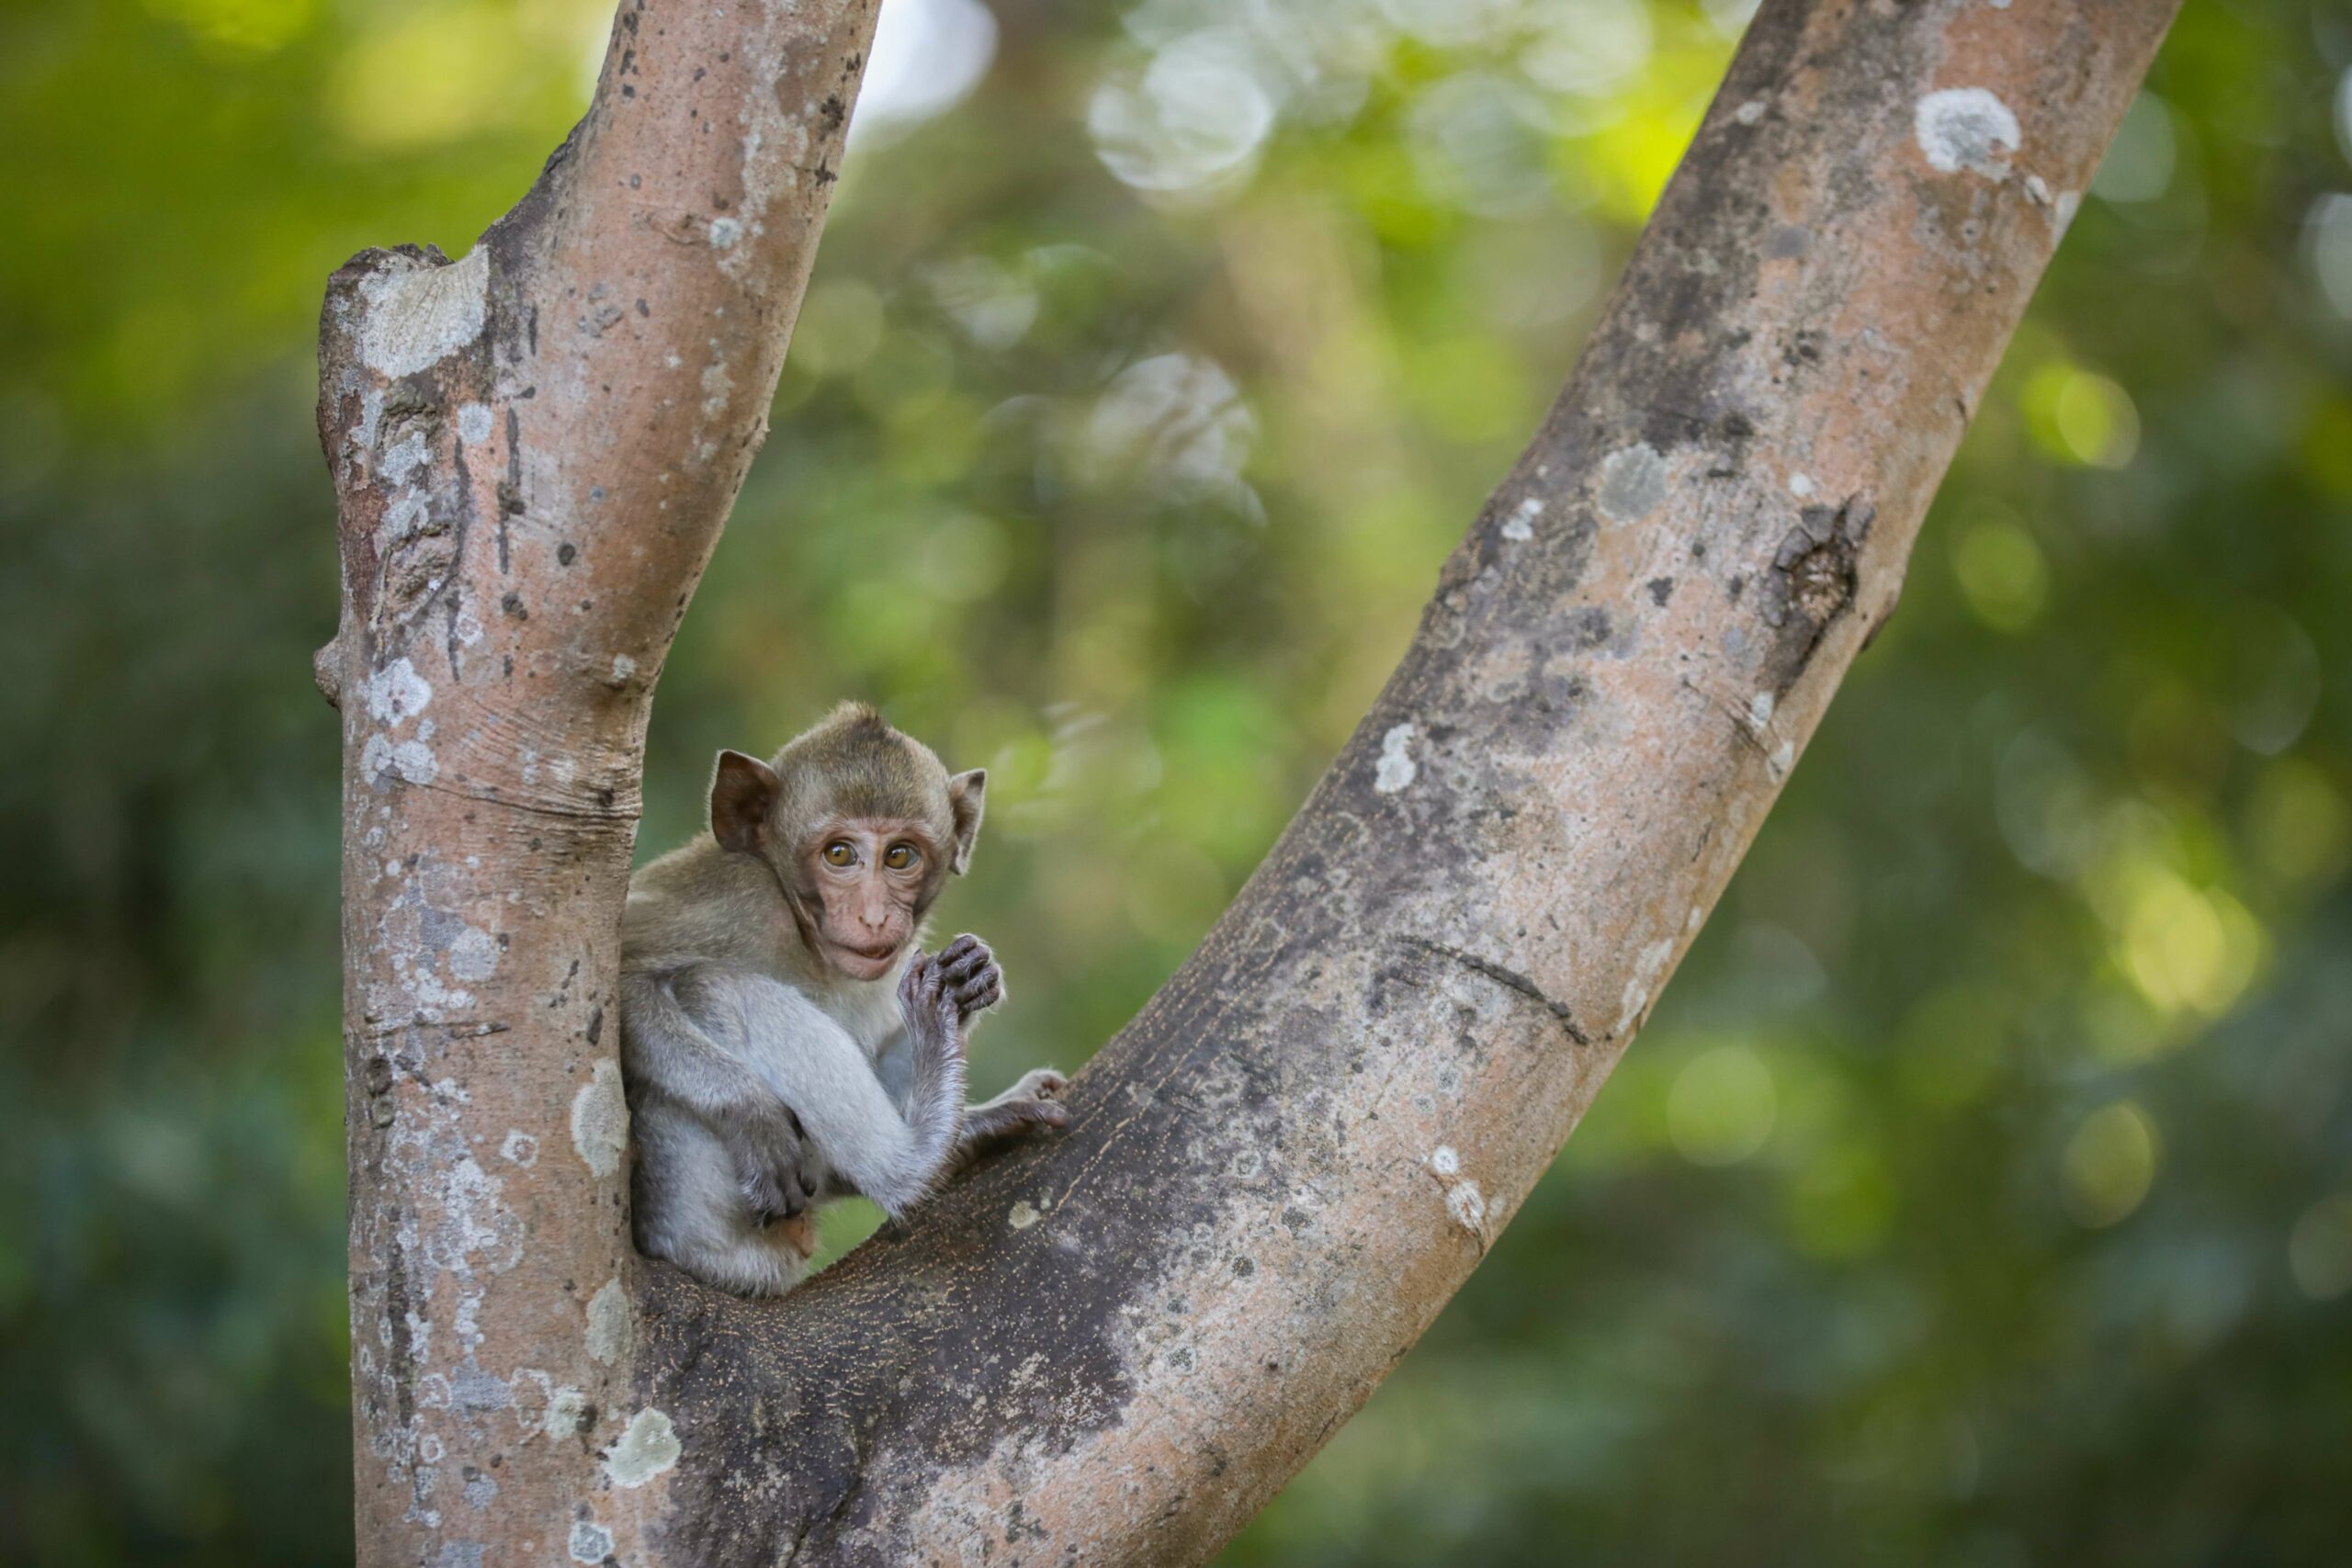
[320,0,2177,1562]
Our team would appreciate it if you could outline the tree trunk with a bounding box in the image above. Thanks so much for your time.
[317,0,880,1559]
[319,0,2177,1562]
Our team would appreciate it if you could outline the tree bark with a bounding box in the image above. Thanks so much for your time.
[316,0,879,1561]
[320,0,2177,1562]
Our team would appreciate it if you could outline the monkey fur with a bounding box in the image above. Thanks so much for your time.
[620,703,1069,1295]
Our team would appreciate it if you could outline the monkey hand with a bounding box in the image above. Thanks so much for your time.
[898,947,972,1055]
[933,932,1004,1028]
[729,1101,815,1226]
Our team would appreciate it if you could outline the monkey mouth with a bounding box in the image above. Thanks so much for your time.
[829,938,904,968]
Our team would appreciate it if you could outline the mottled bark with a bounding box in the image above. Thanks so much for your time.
[317,0,878,1561]
[322,0,2176,1563]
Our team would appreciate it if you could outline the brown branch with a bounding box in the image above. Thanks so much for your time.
[633,2,2179,1562]
[322,0,2177,1562]
[317,0,880,1561]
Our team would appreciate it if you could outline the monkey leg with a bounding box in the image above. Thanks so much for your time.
[949,1068,1069,1171]
[632,1100,817,1296]
[727,967,967,1215]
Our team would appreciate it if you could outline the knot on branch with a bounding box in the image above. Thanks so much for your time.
[317,243,511,710]
[1760,494,1872,696]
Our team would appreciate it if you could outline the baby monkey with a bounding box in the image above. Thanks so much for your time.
[621,703,1069,1295]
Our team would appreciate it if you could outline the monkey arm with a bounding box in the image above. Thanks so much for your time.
[718,965,969,1218]
[876,938,1067,1179]
[872,1030,917,1114]
[622,965,816,1218]
[782,1028,906,1205]
[619,966,798,1133]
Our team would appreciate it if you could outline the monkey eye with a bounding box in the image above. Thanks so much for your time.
[822,840,855,867]
[883,843,918,871]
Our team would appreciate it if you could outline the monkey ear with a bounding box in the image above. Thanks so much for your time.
[710,750,782,856]
[946,769,987,875]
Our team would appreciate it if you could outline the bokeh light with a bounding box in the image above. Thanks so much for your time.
[4,0,2349,1562]
[2062,1101,2161,1229]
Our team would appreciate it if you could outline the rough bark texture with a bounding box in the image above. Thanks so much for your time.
[322,0,2177,1563]
[317,0,879,1561]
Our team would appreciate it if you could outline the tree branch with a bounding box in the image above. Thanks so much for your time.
[633,2,2177,1562]
[317,1,878,1562]
[322,0,2177,1562]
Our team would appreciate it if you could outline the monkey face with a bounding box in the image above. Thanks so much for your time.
[801,818,944,980]
[707,706,989,979]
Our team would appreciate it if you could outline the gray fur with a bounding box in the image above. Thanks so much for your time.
[620,708,1065,1296]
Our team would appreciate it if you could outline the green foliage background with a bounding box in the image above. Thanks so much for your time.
[5,0,2351,1561]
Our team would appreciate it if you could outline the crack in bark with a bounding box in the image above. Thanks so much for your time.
[1679,674,1776,761]
[1396,937,1591,1046]
[372,770,640,826]
[357,1019,512,1041]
